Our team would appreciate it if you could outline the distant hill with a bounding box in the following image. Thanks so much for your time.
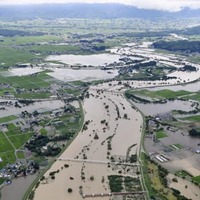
[0,3,200,20]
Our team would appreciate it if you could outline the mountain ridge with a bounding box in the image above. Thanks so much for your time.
[0,3,200,20]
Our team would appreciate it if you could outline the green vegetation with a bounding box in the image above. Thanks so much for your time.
[0,19,132,68]
[192,176,200,184]
[182,92,200,102]
[2,35,62,45]
[15,92,51,99]
[16,151,25,159]
[155,130,168,139]
[0,178,6,185]
[25,106,82,157]
[0,122,34,168]
[5,123,21,136]
[0,130,33,166]
[108,175,123,192]
[9,132,33,149]
[133,89,191,100]
[108,175,141,193]
[0,47,35,67]
[153,40,200,53]
[0,134,15,152]
[40,128,48,136]
[124,177,141,192]
[0,72,54,90]
[0,71,62,100]
[0,151,16,169]
[0,88,15,96]
[53,112,82,135]
[175,170,193,179]
[189,129,200,137]
[179,115,200,122]
[22,102,84,200]
[141,153,155,197]
[170,144,183,150]
[58,88,82,96]
[0,17,199,200]
[142,154,177,200]
[189,55,200,64]
[25,45,80,56]
[173,144,183,149]
[0,115,18,124]
[70,81,85,86]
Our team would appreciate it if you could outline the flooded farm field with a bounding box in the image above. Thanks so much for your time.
[168,174,200,200]
[7,66,119,82]
[9,68,43,76]
[0,99,64,118]
[148,80,200,92]
[2,42,200,200]
[133,100,196,116]
[47,68,118,82]
[46,53,122,66]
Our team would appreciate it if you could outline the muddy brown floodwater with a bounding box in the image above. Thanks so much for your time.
[1,174,37,200]
[34,87,143,200]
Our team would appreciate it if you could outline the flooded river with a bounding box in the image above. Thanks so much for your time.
[34,88,143,200]
[2,44,200,200]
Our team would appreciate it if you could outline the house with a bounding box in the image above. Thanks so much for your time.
[195,149,200,154]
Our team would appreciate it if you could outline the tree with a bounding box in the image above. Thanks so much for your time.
[189,129,200,137]
[94,134,99,140]
[90,176,94,181]
[130,154,137,163]
[68,188,73,193]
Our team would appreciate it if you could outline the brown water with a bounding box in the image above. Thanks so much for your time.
[34,89,143,200]
[46,53,121,66]
[47,68,118,82]
[0,100,65,118]
[148,80,200,92]
[133,100,195,116]
[1,174,37,200]
[168,174,200,200]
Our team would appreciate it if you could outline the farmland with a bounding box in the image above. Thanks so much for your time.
[0,16,200,200]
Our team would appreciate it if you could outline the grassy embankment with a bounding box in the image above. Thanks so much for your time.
[132,89,191,100]
[125,88,184,200]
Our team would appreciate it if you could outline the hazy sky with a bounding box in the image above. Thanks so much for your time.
[1,0,200,12]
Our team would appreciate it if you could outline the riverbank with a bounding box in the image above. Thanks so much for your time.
[33,86,143,200]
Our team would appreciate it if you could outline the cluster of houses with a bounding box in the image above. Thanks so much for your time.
[0,161,38,184]
[0,101,14,109]
[0,104,79,185]
[0,83,11,89]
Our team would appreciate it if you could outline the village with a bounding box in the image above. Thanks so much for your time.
[0,82,83,186]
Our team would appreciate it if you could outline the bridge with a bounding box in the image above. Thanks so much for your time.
[82,191,146,198]
[57,157,139,167]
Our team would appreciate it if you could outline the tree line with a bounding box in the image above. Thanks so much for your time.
[153,40,200,53]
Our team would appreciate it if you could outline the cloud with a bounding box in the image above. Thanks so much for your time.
[130,0,200,12]
[1,0,200,12]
